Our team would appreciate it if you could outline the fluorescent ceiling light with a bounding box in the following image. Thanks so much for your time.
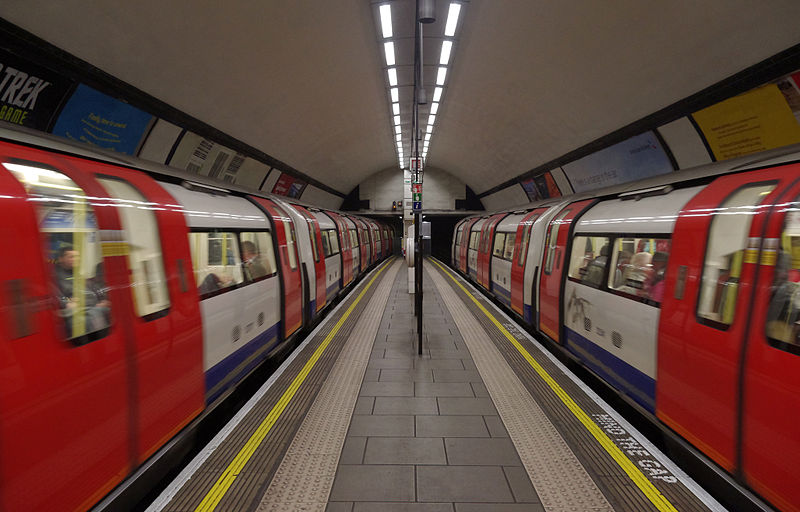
[433,87,442,102]
[394,115,401,125]
[428,115,436,125]
[390,88,399,102]
[388,68,398,86]
[396,134,402,142]
[425,133,431,141]
[440,41,452,65]
[384,42,396,66]
[436,67,447,85]
[444,3,461,36]
[395,125,401,135]
[430,102,439,115]
[379,4,393,38]
[392,103,400,115]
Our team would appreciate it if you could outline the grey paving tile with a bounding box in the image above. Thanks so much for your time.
[432,369,483,383]
[330,465,415,502]
[373,397,438,415]
[360,381,415,397]
[414,359,465,370]
[370,348,386,359]
[454,504,544,512]
[326,502,354,512]
[428,349,468,359]
[368,358,414,370]
[340,436,366,464]
[503,466,540,503]
[415,382,475,397]
[445,438,521,466]
[416,466,514,503]
[354,504,453,512]
[461,360,478,371]
[385,347,423,359]
[354,396,375,415]
[438,398,498,415]
[483,416,509,437]
[362,368,381,382]
[380,368,434,382]
[348,415,415,437]
[416,416,490,438]
[470,382,489,398]
[364,437,446,465]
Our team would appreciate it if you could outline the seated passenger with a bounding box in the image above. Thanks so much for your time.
[643,251,669,303]
[242,241,268,280]
[766,252,800,343]
[52,245,110,337]
[583,244,609,287]
[613,250,632,287]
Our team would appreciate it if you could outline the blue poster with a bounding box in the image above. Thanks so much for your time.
[562,132,674,193]
[52,84,153,155]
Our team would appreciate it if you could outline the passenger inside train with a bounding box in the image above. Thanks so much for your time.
[52,244,110,338]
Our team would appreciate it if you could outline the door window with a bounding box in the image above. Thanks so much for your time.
[568,236,611,288]
[493,233,506,258]
[608,237,671,306]
[517,222,533,266]
[503,233,516,260]
[240,231,277,281]
[97,177,170,318]
[6,161,110,342]
[697,183,776,328]
[544,210,571,274]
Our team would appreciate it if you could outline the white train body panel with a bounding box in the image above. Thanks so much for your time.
[490,214,525,306]
[467,218,487,279]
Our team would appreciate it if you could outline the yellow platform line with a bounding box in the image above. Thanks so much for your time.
[194,258,393,512]
[430,259,678,512]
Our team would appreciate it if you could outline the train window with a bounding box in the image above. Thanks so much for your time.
[240,231,277,281]
[308,222,320,263]
[469,231,479,251]
[698,183,777,328]
[97,177,170,319]
[608,237,671,306]
[544,210,571,274]
[568,236,610,288]
[327,229,340,255]
[493,233,506,258]
[321,231,331,257]
[766,202,800,349]
[188,231,244,299]
[5,162,110,343]
[503,233,516,260]
[283,222,297,270]
[518,222,534,266]
[350,229,358,247]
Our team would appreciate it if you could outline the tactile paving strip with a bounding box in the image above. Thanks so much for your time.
[156,259,397,512]
[429,259,724,512]
[256,260,401,511]
[426,263,614,512]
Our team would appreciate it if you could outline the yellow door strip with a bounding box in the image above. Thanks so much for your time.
[194,258,393,512]
[430,259,678,512]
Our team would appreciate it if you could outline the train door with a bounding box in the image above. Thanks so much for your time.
[460,217,479,273]
[478,213,506,290]
[738,173,800,511]
[0,154,132,511]
[511,209,543,317]
[491,214,524,305]
[657,168,794,474]
[355,219,370,271]
[453,219,466,266]
[250,197,303,338]
[292,205,327,315]
[344,217,360,279]
[468,219,487,280]
[80,161,204,462]
[538,199,595,343]
[328,212,353,288]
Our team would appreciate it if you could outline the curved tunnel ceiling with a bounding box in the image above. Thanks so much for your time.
[2,1,800,196]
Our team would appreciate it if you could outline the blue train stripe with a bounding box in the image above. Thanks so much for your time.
[326,281,340,298]
[565,327,655,413]
[492,281,511,306]
[523,303,534,325]
[206,322,280,404]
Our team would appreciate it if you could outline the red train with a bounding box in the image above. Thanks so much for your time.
[0,125,394,511]
[452,147,800,512]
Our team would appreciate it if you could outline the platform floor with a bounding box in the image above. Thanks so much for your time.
[148,257,725,512]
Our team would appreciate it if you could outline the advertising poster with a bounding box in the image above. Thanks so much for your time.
[520,171,561,202]
[562,131,674,193]
[52,84,153,155]
[692,83,800,161]
[0,48,74,131]
[272,173,307,198]
[520,177,540,201]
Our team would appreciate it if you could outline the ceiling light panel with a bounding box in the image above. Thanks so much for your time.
[384,42,396,66]
[440,41,452,65]
[433,87,442,102]
[388,68,398,86]
[444,3,461,36]
[379,4,393,38]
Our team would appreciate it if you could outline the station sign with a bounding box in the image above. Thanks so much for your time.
[412,201,422,211]
[413,192,422,202]
[410,157,423,172]
[411,183,422,194]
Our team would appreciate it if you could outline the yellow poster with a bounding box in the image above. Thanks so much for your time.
[692,84,800,161]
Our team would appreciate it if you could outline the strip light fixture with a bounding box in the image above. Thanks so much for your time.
[376,2,464,169]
